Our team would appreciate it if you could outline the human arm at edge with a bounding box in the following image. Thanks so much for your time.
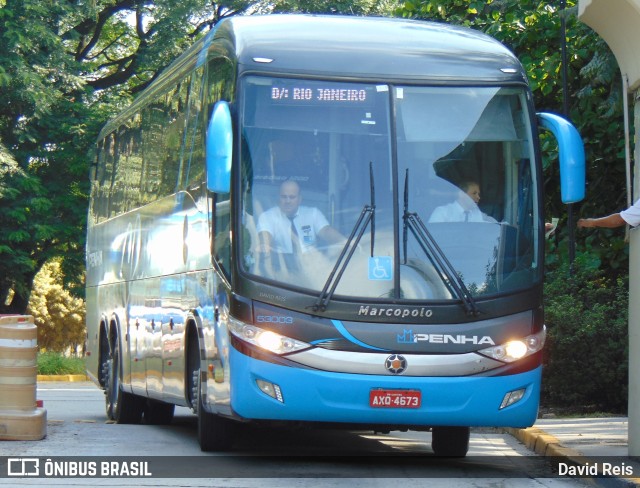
[577,213,626,229]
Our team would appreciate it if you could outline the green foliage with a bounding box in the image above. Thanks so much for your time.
[0,0,94,312]
[0,1,267,313]
[395,1,629,279]
[542,255,628,412]
[37,351,85,375]
[271,0,398,14]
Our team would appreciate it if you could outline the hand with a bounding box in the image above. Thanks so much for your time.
[545,218,559,238]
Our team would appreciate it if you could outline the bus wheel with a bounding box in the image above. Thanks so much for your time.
[144,398,175,425]
[191,369,235,452]
[102,335,143,424]
[431,426,470,457]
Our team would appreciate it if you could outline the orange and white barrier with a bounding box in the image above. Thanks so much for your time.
[0,315,46,440]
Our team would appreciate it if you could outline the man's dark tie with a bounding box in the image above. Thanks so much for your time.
[464,211,470,222]
[288,216,300,254]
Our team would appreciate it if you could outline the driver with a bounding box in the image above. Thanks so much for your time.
[428,180,497,223]
[257,180,344,259]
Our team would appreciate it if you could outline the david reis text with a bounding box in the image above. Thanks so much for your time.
[558,462,634,477]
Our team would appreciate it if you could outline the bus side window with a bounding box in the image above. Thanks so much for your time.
[92,137,113,222]
[182,70,204,190]
[106,132,120,218]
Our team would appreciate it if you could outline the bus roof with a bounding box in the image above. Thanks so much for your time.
[217,14,527,84]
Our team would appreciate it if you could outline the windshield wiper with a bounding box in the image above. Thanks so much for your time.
[402,170,479,317]
[312,162,376,313]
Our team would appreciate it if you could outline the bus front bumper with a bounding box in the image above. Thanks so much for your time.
[228,346,540,428]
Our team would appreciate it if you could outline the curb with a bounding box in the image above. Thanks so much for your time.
[506,427,579,458]
[507,427,640,488]
[37,375,90,382]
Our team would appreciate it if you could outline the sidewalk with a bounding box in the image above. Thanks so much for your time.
[508,417,640,487]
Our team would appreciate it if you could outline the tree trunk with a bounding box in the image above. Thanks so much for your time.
[0,274,36,315]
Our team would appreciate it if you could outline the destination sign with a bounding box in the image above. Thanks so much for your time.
[270,86,368,104]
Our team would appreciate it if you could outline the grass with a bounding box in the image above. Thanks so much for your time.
[37,351,86,375]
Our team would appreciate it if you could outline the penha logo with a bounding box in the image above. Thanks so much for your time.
[397,329,495,345]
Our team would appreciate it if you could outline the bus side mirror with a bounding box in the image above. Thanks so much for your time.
[537,112,585,204]
[206,101,233,193]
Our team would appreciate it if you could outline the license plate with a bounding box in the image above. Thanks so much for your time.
[369,389,421,408]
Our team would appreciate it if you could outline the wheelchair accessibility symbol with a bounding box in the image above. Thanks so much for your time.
[368,256,392,281]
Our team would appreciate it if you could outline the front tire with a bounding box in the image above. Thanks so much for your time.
[187,335,235,452]
[195,372,235,452]
[431,426,470,457]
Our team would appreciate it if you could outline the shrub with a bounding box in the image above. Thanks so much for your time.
[37,351,85,375]
[542,254,628,413]
[27,259,86,354]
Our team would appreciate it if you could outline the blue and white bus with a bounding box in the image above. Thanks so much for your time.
[85,14,585,456]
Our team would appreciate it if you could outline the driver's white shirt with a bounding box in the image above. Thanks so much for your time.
[257,205,329,253]
[428,201,496,223]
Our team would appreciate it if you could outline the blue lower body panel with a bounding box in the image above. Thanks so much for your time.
[229,347,540,428]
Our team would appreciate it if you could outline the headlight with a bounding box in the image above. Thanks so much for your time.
[229,318,310,355]
[478,327,546,363]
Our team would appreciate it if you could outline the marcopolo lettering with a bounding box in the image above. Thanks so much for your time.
[358,306,433,318]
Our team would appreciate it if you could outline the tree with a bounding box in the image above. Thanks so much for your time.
[270,0,398,14]
[395,0,627,278]
[0,1,266,314]
[26,259,86,354]
[0,0,89,313]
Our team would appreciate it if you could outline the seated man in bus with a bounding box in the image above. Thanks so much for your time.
[256,180,344,269]
[428,180,497,223]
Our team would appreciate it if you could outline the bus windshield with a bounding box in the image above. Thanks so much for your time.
[239,76,540,301]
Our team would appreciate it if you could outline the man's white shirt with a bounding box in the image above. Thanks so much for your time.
[257,205,330,253]
[428,201,496,223]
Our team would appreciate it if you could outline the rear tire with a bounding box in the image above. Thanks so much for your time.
[431,426,470,457]
[102,334,144,424]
